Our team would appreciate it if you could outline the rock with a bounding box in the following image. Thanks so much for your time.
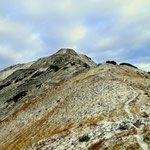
[0,62,34,81]
[133,120,141,128]
[142,112,149,118]
[5,90,28,103]
[118,122,129,130]
[0,81,11,90]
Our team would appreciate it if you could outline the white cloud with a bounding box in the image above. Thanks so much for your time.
[119,0,150,17]
[0,18,45,69]
[86,48,125,63]
[0,0,150,71]
[68,26,87,42]
[96,37,118,49]
[137,63,150,71]
[0,18,30,36]
[16,0,78,18]
[0,45,24,62]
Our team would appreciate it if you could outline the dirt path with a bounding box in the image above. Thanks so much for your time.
[124,87,148,150]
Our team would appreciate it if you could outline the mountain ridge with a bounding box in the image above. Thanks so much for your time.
[0,48,150,150]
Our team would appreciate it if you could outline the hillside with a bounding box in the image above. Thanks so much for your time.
[0,49,150,150]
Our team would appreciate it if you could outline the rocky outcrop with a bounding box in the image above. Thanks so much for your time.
[0,49,150,150]
[0,62,34,81]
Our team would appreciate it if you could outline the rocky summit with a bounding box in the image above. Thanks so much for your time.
[0,48,150,150]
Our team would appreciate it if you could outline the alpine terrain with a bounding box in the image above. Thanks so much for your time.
[0,48,150,150]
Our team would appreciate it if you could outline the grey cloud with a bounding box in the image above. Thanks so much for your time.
[0,0,150,71]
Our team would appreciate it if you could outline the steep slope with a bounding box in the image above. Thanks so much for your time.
[0,49,150,150]
[0,48,95,120]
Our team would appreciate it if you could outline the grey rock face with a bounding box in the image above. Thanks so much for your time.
[0,62,34,81]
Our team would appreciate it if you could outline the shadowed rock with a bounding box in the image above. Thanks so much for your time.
[5,91,28,103]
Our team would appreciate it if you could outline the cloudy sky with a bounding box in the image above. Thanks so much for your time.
[0,0,150,71]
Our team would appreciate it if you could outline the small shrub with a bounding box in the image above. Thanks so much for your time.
[79,135,90,142]
[106,61,117,65]
[120,63,138,69]
[118,122,129,130]
[144,133,150,143]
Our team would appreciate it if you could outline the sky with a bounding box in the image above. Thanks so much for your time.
[0,0,150,71]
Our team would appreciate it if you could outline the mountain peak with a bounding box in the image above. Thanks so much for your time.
[56,48,78,55]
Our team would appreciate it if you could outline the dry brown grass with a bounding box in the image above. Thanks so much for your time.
[76,74,96,82]
[88,139,105,150]
[130,107,140,114]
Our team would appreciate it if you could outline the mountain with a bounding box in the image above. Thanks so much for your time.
[0,48,150,150]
